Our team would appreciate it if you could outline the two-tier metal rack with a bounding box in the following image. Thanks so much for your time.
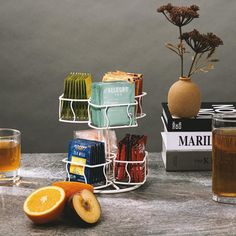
[59,92,148,193]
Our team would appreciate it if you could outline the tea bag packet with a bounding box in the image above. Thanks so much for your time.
[74,129,118,153]
[115,134,129,181]
[82,73,92,120]
[67,138,106,184]
[84,74,92,98]
[130,135,147,182]
[61,73,92,121]
[76,73,92,120]
[90,81,136,127]
[77,76,83,119]
[90,82,100,125]
[115,134,147,183]
[98,141,106,182]
[102,71,143,115]
[102,71,143,96]
[82,77,87,120]
[62,73,75,119]
[74,75,81,119]
[68,139,91,182]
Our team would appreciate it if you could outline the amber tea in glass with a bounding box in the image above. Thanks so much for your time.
[0,129,21,184]
[212,114,236,204]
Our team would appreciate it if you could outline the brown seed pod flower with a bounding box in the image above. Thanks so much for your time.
[181,29,223,54]
[157,3,199,27]
[157,3,223,77]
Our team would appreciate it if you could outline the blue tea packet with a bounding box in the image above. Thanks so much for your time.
[67,138,105,184]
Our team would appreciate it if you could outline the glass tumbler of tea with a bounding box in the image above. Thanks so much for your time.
[0,129,21,184]
[212,114,236,204]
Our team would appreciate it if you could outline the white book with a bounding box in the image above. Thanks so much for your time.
[161,134,212,171]
[161,117,212,151]
[161,132,212,151]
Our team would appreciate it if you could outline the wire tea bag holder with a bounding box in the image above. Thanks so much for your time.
[135,92,147,119]
[59,90,148,193]
[87,100,138,129]
[62,156,114,190]
[59,94,89,123]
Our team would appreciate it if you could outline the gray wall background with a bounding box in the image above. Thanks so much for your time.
[0,0,235,153]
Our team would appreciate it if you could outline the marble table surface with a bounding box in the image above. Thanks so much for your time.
[0,153,236,236]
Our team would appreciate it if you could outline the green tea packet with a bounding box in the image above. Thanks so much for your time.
[61,73,92,121]
[90,81,135,127]
[61,73,73,119]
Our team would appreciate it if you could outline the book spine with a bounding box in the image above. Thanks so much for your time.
[161,151,212,171]
[162,108,212,132]
[161,139,211,171]
[163,117,212,132]
[162,110,174,131]
[161,132,212,151]
[162,102,236,132]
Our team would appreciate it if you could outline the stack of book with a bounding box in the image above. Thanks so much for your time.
[161,102,236,171]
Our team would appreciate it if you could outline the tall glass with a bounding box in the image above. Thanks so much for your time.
[0,129,21,184]
[212,114,236,204]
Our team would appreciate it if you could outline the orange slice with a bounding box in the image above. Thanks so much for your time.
[23,186,66,224]
[52,181,94,200]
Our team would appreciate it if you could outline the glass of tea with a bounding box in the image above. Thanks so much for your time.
[212,114,236,204]
[0,129,21,184]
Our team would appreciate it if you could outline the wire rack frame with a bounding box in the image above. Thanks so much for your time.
[59,92,148,194]
[58,94,89,123]
[58,92,147,124]
[61,151,148,193]
[113,151,148,186]
[135,92,147,119]
[87,100,138,130]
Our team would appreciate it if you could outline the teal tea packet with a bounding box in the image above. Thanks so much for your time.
[90,81,136,127]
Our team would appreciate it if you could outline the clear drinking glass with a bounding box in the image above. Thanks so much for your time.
[212,114,236,204]
[0,129,21,184]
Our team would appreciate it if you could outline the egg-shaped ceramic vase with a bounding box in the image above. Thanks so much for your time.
[167,77,201,118]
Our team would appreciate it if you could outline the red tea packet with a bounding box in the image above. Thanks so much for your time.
[115,134,147,183]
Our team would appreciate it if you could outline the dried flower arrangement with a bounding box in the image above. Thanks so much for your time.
[157,3,223,78]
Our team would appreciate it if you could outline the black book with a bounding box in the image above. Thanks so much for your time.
[162,102,236,132]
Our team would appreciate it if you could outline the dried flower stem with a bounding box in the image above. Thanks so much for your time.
[189,54,216,76]
[179,26,184,77]
[188,52,198,77]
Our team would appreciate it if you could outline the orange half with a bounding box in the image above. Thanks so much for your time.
[23,186,66,224]
[52,181,94,200]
